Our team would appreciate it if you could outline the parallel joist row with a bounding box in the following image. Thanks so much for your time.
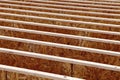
[0,0,120,15]
[0,1,120,18]
[49,0,120,5]
[3,0,120,10]
[0,64,83,80]
[0,0,120,80]
[26,0,120,9]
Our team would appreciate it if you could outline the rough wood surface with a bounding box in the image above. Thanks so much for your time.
[0,3,120,19]
[0,0,120,80]
[0,70,52,80]
[0,70,7,80]
[0,13,119,32]
[0,9,120,25]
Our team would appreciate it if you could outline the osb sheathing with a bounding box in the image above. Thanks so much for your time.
[0,14,120,32]
[27,1,120,10]
[51,0,120,6]
[0,21,81,35]
[0,71,7,80]
[0,47,72,76]
[0,4,120,19]
[1,1,120,14]
[0,1,120,80]
[0,29,80,46]
[7,72,52,80]
[0,39,120,80]
[0,70,52,80]
[1,21,120,41]
[0,29,120,51]
[87,0,120,2]
[0,9,120,25]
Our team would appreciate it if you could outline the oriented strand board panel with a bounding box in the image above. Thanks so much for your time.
[0,70,52,80]
[0,1,120,19]
[0,71,7,80]
[0,0,120,80]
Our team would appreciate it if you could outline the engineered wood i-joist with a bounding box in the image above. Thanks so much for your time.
[49,0,120,6]
[0,0,120,80]
[0,12,120,32]
[0,7,120,25]
[0,2,120,19]
[1,0,120,11]
[27,0,120,10]
[0,0,120,14]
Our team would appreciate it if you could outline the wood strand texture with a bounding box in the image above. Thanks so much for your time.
[0,0,120,80]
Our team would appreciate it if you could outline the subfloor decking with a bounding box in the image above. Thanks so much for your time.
[0,0,120,80]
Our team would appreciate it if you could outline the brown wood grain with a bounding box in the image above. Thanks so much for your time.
[0,0,120,80]
[0,3,120,19]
